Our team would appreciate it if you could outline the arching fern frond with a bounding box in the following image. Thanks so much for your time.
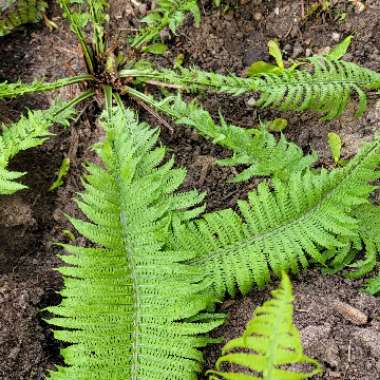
[131,0,201,49]
[121,57,380,119]
[170,136,380,299]
[249,57,380,120]
[47,107,223,380]
[144,93,317,183]
[207,273,321,380]
[0,99,77,194]
[0,0,47,36]
[0,75,92,100]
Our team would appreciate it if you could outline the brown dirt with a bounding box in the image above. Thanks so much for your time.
[0,1,380,379]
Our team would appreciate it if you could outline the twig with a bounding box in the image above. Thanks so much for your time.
[134,97,174,133]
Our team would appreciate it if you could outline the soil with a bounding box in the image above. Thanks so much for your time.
[0,0,380,379]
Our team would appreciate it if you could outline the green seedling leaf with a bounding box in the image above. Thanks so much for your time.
[268,39,284,70]
[62,229,76,242]
[328,132,342,164]
[49,157,70,191]
[266,118,288,132]
[327,35,353,60]
[143,43,168,55]
[246,61,282,77]
[174,53,184,68]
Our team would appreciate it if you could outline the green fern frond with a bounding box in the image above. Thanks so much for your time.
[47,107,223,380]
[250,57,380,120]
[0,100,77,194]
[170,136,380,298]
[208,273,321,380]
[131,0,200,49]
[0,0,47,36]
[121,57,380,119]
[151,94,317,182]
[0,75,92,100]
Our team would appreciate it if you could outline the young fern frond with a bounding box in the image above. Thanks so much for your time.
[170,136,380,298]
[121,57,380,119]
[0,75,92,100]
[0,100,77,194]
[47,107,223,380]
[0,0,47,36]
[208,273,321,380]
[131,0,201,49]
[132,92,317,183]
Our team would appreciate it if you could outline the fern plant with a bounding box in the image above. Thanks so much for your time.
[208,273,321,380]
[1,1,380,379]
[46,105,224,379]
[0,0,47,36]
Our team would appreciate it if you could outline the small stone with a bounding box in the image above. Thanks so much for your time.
[333,301,368,325]
[332,32,341,42]
[305,48,313,57]
[253,12,262,21]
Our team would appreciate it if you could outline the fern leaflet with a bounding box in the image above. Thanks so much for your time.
[47,106,224,380]
[208,273,321,380]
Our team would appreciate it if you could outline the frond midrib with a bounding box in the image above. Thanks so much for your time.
[192,138,380,266]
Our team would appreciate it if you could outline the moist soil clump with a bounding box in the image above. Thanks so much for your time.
[0,1,380,379]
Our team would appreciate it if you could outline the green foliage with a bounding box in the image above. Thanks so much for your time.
[327,132,342,164]
[47,106,223,380]
[208,273,321,380]
[131,0,201,49]
[142,93,317,183]
[248,57,380,120]
[0,75,91,100]
[325,204,380,290]
[0,101,76,194]
[170,136,380,298]
[0,0,47,36]
[121,56,380,119]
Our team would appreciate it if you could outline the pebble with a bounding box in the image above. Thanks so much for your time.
[332,32,341,42]
[333,301,368,325]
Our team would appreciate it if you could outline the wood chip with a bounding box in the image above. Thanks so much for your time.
[333,301,368,325]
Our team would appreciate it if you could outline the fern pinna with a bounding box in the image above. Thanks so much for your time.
[47,106,224,380]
